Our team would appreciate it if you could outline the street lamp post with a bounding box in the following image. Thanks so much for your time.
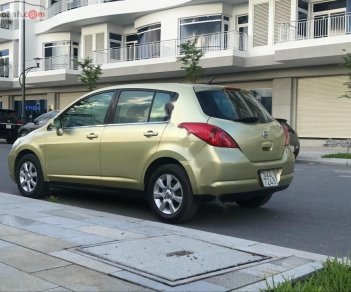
[19,57,41,124]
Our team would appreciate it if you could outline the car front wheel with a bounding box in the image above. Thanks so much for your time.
[236,192,273,208]
[147,164,198,223]
[15,154,48,198]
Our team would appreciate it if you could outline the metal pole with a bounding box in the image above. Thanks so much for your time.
[21,2,26,124]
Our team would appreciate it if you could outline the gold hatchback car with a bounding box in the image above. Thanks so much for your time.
[9,83,294,223]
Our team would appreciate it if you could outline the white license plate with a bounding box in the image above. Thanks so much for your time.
[259,169,279,188]
[6,124,11,129]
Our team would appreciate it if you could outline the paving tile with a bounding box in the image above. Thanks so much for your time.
[33,216,93,228]
[236,262,324,292]
[112,270,171,291]
[43,287,72,292]
[0,263,58,291]
[1,233,75,253]
[0,215,37,228]
[22,223,90,240]
[128,226,174,237]
[50,250,122,274]
[43,209,96,220]
[206,270,263,290]
[0,240,14,249]
[84,216,142,230]
[0,224,32,237]
[271,256,313,269]
[5,208,51,220]
[246,243,328,261]
[112,270,226,292]
[0,245,70,273]
[240,263,289,278]
[79,225,146,240]
[64,234,112,246]
[33,264,149,291]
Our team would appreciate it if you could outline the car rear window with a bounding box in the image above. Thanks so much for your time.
[195,89,273,123]
[0,111,19,123]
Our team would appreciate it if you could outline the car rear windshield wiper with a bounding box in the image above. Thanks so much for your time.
[233,117,259,123]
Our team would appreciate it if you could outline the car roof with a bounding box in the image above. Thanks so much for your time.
[87,83,225,95]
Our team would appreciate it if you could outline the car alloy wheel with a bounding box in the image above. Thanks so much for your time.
[19,161,38,192]
[148,164,198,223]
[16,154,48,198]
[153,174,183,215]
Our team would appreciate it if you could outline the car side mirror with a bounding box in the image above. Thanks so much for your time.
[51,118,64,136]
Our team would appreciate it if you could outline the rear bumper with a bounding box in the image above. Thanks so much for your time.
[183,146,294,196]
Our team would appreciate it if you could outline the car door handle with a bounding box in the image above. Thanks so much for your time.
[86,133,99,140]
[144,130,158,137]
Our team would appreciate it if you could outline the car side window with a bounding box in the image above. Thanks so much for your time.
[113,90,154,124]
[61,91,114,128]
[149,92,173,122]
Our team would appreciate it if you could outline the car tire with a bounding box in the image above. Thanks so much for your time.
[147,164,198,223]
[236,192,273,208]
[15,154,48,199]
[19,130,29,137]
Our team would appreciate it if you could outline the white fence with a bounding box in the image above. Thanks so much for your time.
[278,12,351,42]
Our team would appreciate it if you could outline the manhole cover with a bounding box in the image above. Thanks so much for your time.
[77,235,269,285]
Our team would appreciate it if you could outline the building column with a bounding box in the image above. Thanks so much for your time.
[1,95,14,109]
[272,78,293,124]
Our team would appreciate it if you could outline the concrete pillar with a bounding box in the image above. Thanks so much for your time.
[272,78,293,124]
[1,95,12,109]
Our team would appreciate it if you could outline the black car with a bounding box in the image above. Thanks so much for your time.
[0,109,22,144]
[18,110,60,137]
[276,118,300,158]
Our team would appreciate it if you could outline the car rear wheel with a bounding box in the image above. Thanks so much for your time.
[147,164,198,223]
[236,192,273,208]
[16,154,48,198]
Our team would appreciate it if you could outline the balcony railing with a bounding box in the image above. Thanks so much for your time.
[0,65,9,78]
[0,17,19,30]
[45,0,123,19]
[94,30,248,65]
[278,12,351,42]
[25,55,79,72]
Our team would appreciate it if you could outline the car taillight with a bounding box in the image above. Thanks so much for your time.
[282,124,290,146]
[16,120,22,125]
[178,122,239,148]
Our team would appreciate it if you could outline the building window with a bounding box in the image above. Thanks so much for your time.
[136,24,161,59]
[0,49,9,78]
[179,15,229,51]
[109,33,122,60]
[43,41,79,70]
[237,14,248,50]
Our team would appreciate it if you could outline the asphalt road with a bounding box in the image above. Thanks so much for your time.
[1,140,350,257]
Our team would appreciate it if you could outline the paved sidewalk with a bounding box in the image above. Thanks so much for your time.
[297,146,350,166]
[0,192,328,292]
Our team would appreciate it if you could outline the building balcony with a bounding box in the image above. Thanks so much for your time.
[278,12,351,43]
[25,30,247,84]
[0,17,19,41]
[94,30,248,65]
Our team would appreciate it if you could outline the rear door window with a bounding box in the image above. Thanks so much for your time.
[113,90,176,124]
[196,89,273,123]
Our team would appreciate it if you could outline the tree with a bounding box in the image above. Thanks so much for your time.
[77,57,102,91]
[341,53,351,98]
[177,40,204,83]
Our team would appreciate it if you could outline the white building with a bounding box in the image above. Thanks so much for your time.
[0,0,350,144]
